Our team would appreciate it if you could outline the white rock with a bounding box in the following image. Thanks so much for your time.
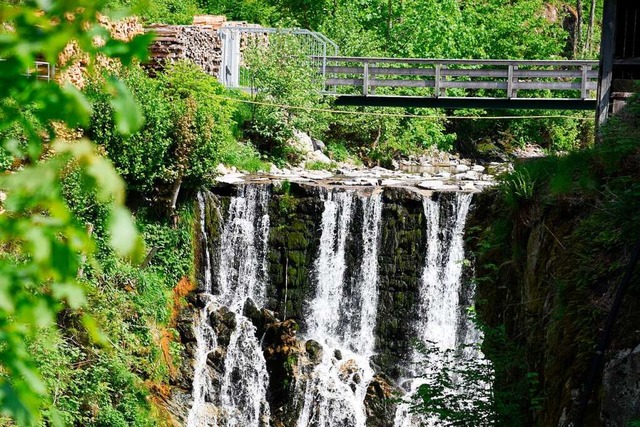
[312,138,326,152]
[307,150,332,164]
[475,181,497,188]
[215,163,230,175]
[216,173,245,184]
[455,164,471,173]
[301,170,333,180]
[472,165,486,173]
[462,171,481,181]
[421,172,432,178]
[381,179,405,186]
[360,178,379,186]
[460,182,477,191]
[269,164,281,174]
[418,180,445,190]
[435,171,451,179]
[291,129,315,153]
[230,166,237,173]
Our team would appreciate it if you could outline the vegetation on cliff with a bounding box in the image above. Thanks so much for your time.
[470,97,640,425]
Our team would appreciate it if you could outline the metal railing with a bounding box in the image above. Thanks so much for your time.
[218,26,338,90]
[319,57,599,100]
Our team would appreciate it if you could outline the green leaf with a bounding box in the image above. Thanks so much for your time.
[81,314,109,347]
[109,78,144,136]
[51,283,85,309]
[108,206,144,260]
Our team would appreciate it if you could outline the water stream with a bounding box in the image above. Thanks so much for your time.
[297,189,383,427]
[187,186,272,427]
[393,192,480,427]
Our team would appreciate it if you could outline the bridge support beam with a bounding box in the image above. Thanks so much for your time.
[597,0,618,127]
[333,96,598,111]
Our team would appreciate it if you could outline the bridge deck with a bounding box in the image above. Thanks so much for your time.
[319,56,600,110]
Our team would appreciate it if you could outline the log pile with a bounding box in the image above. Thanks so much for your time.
[144,24,223,77]
[57,15,144,88]
[193,15,227,29]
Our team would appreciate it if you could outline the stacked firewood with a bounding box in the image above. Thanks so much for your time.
[144,24,223,77]
[57,15,144,88]
[193,15,227,29]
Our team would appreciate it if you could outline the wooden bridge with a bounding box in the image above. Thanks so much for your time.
[319,56,600,110]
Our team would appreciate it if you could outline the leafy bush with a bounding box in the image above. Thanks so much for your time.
[104,0,202,24]
[0,1,149,423]
[243,34,329,162]
[86,61,265,203]
[86,66,174,195]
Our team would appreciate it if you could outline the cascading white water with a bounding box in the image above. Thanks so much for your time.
[187,186,271,427]
[297,189,383,427]
[217,185,271,310]
[219,319,271,427]
[190,184,487,427]
[393,192,477,427]
[186,193,217,427]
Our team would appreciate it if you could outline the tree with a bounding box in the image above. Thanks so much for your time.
[0,1,150,424]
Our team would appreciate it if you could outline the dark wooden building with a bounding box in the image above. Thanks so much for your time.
[598,0,640,124]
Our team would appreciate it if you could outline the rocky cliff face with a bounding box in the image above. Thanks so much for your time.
[469,187,640,427]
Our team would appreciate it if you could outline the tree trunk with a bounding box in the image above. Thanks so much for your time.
[585,0,597,53]
[575,0,583,58]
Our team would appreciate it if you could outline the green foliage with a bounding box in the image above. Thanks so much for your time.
[86,66,174,195]
[27,205,194,426]
[198,0,278,25]
[409,342,494,426]
[242,34,329,163]
[502,169,536,208]
[86,61,265,200]
[0,1,150,423]
[472,97,640,424]
[305,161,335,171]
[208,0,598,156]
[104,0,202,24]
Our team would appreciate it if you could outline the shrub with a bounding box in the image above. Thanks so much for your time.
[86,66,174,195]
[243,34,329,162]
[86,61,265,203]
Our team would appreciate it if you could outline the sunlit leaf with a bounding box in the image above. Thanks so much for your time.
[109,78,144,135]
[108,205,143,259]
[51,283,85,309]
[81,313,109,347]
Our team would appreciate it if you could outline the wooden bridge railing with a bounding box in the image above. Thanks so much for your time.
[319,56,599,101]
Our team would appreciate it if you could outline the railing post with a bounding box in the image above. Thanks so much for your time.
[322,44,327,84]
[434,63,441,98]
[512,65,518,98]
[363,61,369,96]
[507,64,514,99]
[581,64,590,100]
[440,64,447,97]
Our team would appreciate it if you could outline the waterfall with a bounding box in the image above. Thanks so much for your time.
[188,183,488,427]
[393,192,482,427]
[297,189,383,427]
[187,186,271,427]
